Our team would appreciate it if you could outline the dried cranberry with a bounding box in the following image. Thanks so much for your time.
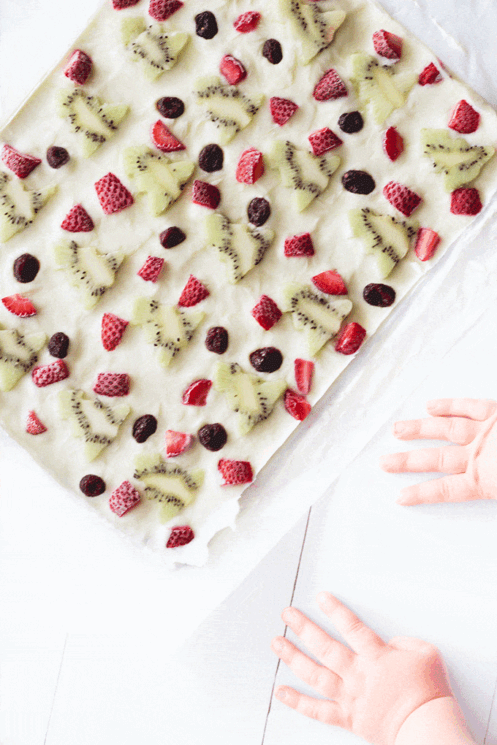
[48,332,70,359]
[13,253,40,283]
[46,146,70,169]
[205,326,229,354]
[198,144,224,172]
[195,11,218,39]
[132,414,158,443]
[247,197,271,226]
[79,474,106,497]
[263,39,283,64]
[363,283,396,307]
[160,226,186,248]
[249,347,283,373]
[342,170,376,195]
[198,423,227,451]
[338,111,364,134]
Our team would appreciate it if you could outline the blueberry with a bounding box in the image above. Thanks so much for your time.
[249,347,283,373]
[48,332,70,359]
[262,39,283,64]
[195,11,218,39]
[13,253,40,283]
[338,111,364,134]
[156,97,185,119]
[132,414,158,443]
[205,326,229,354]
[198,144,224,173]
[198,423,227,451]
[79,474,106,497]
[342,170,376,195]
[247,197,271,226]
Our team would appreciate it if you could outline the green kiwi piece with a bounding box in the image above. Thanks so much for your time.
[278,0,346,65]
[349,207,417,278]
[132,298,204,368]
[195,76,264,145]
[0,328,46,392]
[270,140,339,212]
[58,89,129,158]
[123,146,195,217]
[421,129,495,192]
[205,213,274,283]
[283,283,352,356]
[350,53,415,125]
[54,241,124,310]
[0,172,56,243]
[134,453,203,523]
[125,24,189,81]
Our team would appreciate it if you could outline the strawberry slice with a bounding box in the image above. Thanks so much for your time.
[312,270,347,295]
[294,359,314,396]
[151,120,186,152]
[32,360,69,387]
[220,55,247,85]
[313,69,347,101]
[269,97,298,126]
[93,372,130,397]
[335,322,366,355]
[60,204,94,232]
[178,275,209,307]
[236,148,265,184]
[192,180,221,209]
[414,228,441,261]
[284,389,312,421]
[109,481,141,517]
[166,525,195,548]
[448,100,480,134]
[284,233,314,257]
[165,430,194,457]
[95,173,134,215]
[26,410,47,435]
[1,144,41,179]
[101,313,129,351]
[383,127,404,162]
[112,0,141,8]
[251,295,282,330]
[182,379,212,406]
[383,181,422,217]
[308,127,343,157]
[2,294,37,317]
[137,256,165,283]
[418,62,442,85]
[234,11,261,32]
[450,188,482,216]
[372,30,402,60]
[148,0,183,21]
[218,458,253,486]
[64,49,93,85]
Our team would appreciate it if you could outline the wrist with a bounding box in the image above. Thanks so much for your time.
[395,697,477,745]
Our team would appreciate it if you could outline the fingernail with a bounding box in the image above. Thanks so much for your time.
[317,591,333,610]
[394,422,407,436]
[282,607,297,623]
[275,687,288,702]
[397,490,411,506]
[271,637,284,653]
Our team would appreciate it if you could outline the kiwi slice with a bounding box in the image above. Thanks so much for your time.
[350,53,415,125]
[205,213,274,283]
[54,240,124,310]
[59,389,130,462]
[124,146,195,217]
[134,453,203,523]
[214,361,286,436]
[124,22,189,81]
[283,283,352,356]
[121,16,147,47]
[195,77,264,145]
[278,0,346,65]
[422,129,495,192]
[349,207,417,278]
[132,297,204,368]
[270,140,339,212]
[58,89,129,158]
[0,327,46,392]
[0,172,56,243]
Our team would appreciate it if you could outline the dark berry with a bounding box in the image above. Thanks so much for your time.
[363,283,396,307]
[338,111,364,134]
[342,170,376,195]
[249,347,283,373]
[48,332,70,359]
[205,326,229,354]
[46,146,70,169]
[79,474,106,497]
[132,414,158,443]
[160,226,186,248]
[13,253,40,283]
[263,39,283,64]
[198,144,224,173]
[195,10,218,39]
[247,197,271,226]
[156,96,185,119]
[198,423,227,451]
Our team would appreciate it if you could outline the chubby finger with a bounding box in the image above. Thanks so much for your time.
[397,473,476,505]
[380,445,468,474]
[316,593,385,656]
[281,607,353,674]
[393,416,481,445]
[275,686,344,727]
[427,398,497,421]
[271,636,342,699]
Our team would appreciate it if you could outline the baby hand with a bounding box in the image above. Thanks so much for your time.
[380,398,497,505]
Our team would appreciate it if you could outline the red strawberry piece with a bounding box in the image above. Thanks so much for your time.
[284,388,312,421]
[32,360,69,387]
[234,11,261,32]
[220,55,247,85]
[2,294,37,317]
[251,295,282,330]
[294,359,314,396]
[166,525,195,548]
[60,204,94,232]
[1,144,41,179]
[151,120,186,152]
[101,313,129,351]
[284,232,314,257]
[313,68,347,102]
[178,275,209,307]
[109,481,141,517]
[450,188,482,216]
[308,127,343,157]
[418,62,442,85]
[269,97,298,126]
[165,430,194,457]
[383,126,404,162]
[312,270,347,295]
[137,255,165,283]
[236,148,265,184]
[414,228,441,261]
[372,30,402,60]
[93,372,130,397]
[192,180,221,209]
[383,181,422,217]
[448,100,480,134]
[149,0,183,21]
[64,50,93,85]
[182,379,212,406]
[335,322,366,355]
[218,458,253,486]
[112,0,141,8]
[95,173,134,215]
[26,410,47,435]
